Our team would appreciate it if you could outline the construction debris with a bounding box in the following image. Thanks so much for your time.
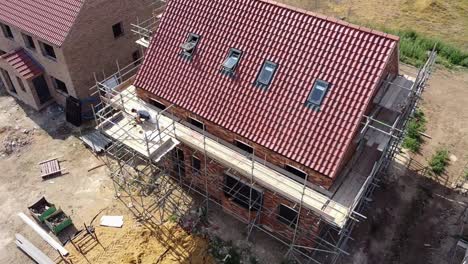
[0,126,33,156]
[18,212,69,256]
[100,216,124,228]
[15,234,55,264]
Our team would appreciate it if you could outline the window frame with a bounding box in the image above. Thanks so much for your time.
[40,41,57,60]
[285,164,308,180]
[22,33,36,51]
[149,98,167,111]
[16,76,26,92]
[234,140,254,155]
[277,204,299,228]
[1,23,14,39]
[192,156,201,175]
[52,77,68,95]
[188,117,205,131]
[180,33,201,59]
[255,60,278,89]
[1,68,17,94]
[221,48,243,75]
[306,79,330,108]
[223,174,262,211]
[112,22,124,39]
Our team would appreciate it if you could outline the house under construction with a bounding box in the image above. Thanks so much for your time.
[88,0,437,263]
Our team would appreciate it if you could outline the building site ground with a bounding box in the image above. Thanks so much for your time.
[0,63,466,264]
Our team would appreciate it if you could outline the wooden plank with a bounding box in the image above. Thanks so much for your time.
[15,234,55,264]
[18,213,69,256]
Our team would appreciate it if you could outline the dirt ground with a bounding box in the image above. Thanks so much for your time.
[343,66,468,264]
[278,0,468,51]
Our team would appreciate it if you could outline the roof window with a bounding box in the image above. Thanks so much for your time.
[180,33,200,59]
[305,79,330,109]
[255,60,277,89]
[221,48,242,76]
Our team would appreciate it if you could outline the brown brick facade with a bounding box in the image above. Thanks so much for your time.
[163,143,324,247]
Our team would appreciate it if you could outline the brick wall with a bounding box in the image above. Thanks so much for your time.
[137,87,335,190]
[165,143,324,247]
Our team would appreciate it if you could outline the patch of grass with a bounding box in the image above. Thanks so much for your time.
[383,29,468,68]
[463,169,468,181]
[402,109,426,152]
[428,149,450,175]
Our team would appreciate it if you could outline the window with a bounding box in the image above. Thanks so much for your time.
[285,165,308,180]
[189,117,205,131]
[53,77,68,94]
[0,50,5,56]
[192,156,201,175]
[305,80,330,108]
[221,48,242,75]
[16,77,26,92]
[132,50,141,66]
[173,148,185,177]
[40,42,56,60]
[23,34,36,50]
[255,60,278,88]
[32,75,52,104]
[278,204,298,228]
[223,174,262,211]
[1,23,14,39]
[1,68,16,94]
[180,33,200,59]
[149,98,166,110]
[235,140,253,154]
[112,22,124,38]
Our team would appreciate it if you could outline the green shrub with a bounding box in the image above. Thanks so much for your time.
[429,150,450,175]
[402,109,426,152]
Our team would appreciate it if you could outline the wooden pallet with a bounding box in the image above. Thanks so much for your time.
[39,158,62,179]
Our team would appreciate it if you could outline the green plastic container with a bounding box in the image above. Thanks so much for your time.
[44,209,73,235]
[28,197,57,223]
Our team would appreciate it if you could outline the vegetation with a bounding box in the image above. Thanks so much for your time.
[463,169,468,181]
[208,236,258,264]
[428,149,450,175]
[402,109,427,152]
[383,29,468,68]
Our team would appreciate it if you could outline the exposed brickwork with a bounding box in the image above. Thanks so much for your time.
[137,87,334,190]
[166,144,324,247]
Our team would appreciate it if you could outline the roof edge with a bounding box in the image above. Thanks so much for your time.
[261,0,400,42]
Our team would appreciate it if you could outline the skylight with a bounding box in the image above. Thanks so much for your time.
[221,48,242,75]
[306,80,330,108]
[255,60,277,88]
[180,33,200,59]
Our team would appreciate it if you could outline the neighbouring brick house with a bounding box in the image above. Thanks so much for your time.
[129,0,400,246]
[0,0,158,112]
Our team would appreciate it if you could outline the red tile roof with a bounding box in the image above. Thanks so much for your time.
[0,0,84,46]
[135,0,399,179]
[1,48,43,80]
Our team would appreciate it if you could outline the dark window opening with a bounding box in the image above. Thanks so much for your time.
[1,68,16,94]
[32,75,52,104]
[0,50,6,56]
[16,76,26,92]
[192,156,201,175]
[278,204,298,228]
[173,148,185,177]
[149,98,166,110]
[189,117,205,131]
[132,50,141,66]
[112,22,124,38]
[223,174,262,211]
[306,80,330,108]
[255,60,278,88]
[40,42,56,59]
[53,77,68,94]
[1,23,14,39]
[23,34,36,50]
[285,165,308,180]
[235,140,253,154]
[180,33,200,59]
[221,48,242,75]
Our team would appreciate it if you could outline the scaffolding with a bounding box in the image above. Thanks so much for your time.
[131,2,166,48]
[88,48,437,263]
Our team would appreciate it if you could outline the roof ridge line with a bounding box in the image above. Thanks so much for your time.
[260,0,399,41]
